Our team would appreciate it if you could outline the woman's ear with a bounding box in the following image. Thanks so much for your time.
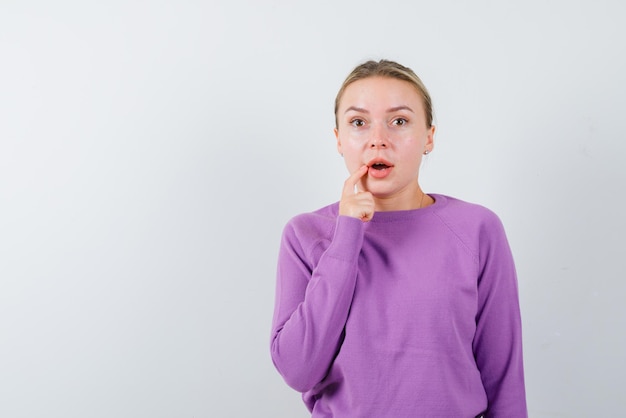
[424,125,435,154]
[334,128,343,156]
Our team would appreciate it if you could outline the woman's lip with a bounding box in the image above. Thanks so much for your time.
[367,158,393,167]
[368,165,392,179]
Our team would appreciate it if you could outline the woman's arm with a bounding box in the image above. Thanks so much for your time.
[271,166,372,392]
[473,214,528,417]
[270,215,364,392]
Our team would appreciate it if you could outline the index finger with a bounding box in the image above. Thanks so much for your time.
[342,165,368,196]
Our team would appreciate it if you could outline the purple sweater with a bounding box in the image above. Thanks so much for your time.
[271,194,527,417]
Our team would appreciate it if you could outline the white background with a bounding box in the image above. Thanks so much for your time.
[1,1,625,417]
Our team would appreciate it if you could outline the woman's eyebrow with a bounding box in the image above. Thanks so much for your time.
[344,105,415,114]
[344,106,369,114]
[387,105,414,113]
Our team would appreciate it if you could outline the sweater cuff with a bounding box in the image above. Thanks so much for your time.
[323,215,365,262]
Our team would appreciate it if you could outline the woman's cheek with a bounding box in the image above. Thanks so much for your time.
[346,156,361,173]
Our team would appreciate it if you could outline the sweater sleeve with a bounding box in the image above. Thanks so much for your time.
[270,215,364,393]
[473,214,528,417]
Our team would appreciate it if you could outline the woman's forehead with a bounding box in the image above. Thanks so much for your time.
[339,77,425,112]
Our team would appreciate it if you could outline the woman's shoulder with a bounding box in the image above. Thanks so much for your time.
[288,202,338,225]
[282,202,340,241]
[429,194,508,249]
[431,194,502,225]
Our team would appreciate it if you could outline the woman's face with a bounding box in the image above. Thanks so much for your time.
[334,76,435,202]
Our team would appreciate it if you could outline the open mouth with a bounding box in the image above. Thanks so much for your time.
[367,159,394,178]
[368,158,394,169]
[371,163,390,170]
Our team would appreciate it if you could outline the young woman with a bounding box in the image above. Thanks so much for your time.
[270,59,527,417]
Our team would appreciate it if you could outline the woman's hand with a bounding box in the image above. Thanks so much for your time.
[339,165,375,222]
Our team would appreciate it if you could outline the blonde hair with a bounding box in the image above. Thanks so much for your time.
[334,59,433,129]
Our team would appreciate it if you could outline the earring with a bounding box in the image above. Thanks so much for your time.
[423,150,430,155]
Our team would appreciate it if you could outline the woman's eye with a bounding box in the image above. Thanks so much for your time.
[350,119,365,127]
[393,118,408,126]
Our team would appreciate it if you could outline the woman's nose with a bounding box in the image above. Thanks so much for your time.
[369,125,388,148]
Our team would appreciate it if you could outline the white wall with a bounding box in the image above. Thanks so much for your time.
[1,1,624,416]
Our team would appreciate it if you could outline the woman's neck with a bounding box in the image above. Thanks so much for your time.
[373,186,433,212]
